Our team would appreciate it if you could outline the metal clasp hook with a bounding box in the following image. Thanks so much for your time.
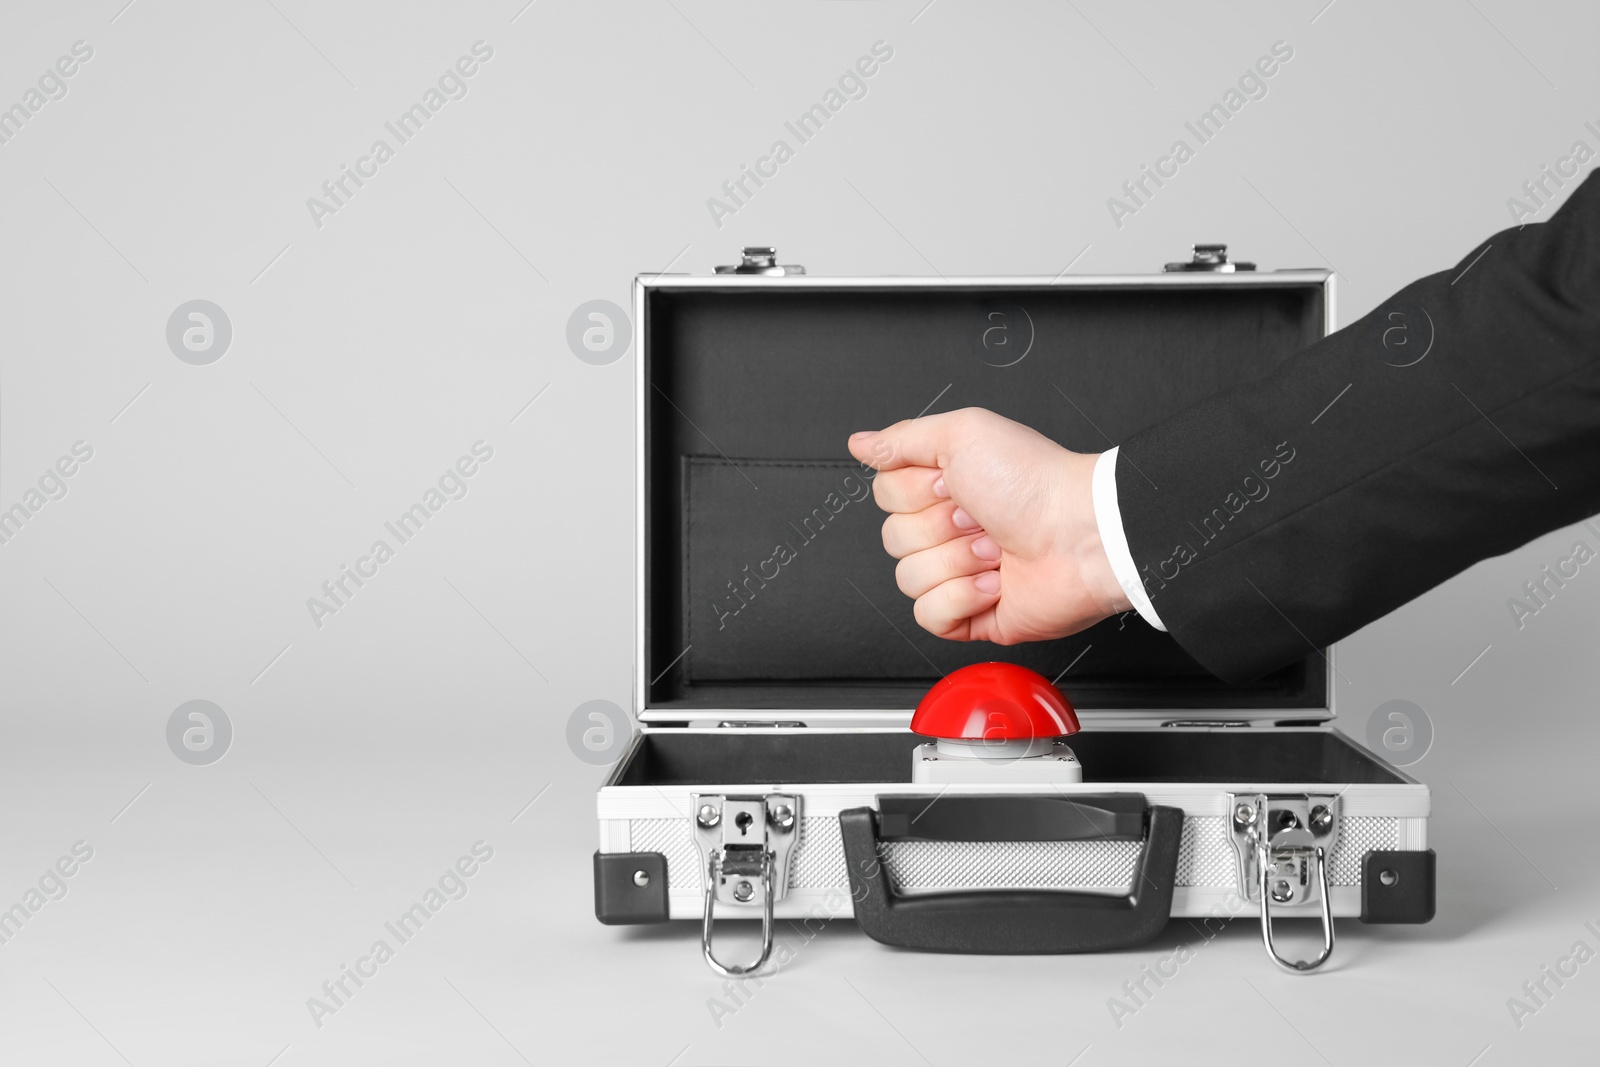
[701,849,776,977]
[1228,792,1341,974]
[1257,842,1335,973]
[691,794,799,978]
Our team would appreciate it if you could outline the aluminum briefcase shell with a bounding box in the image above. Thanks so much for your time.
[595,245,1435,977]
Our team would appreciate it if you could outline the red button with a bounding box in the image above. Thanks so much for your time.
[911,662,1080,741]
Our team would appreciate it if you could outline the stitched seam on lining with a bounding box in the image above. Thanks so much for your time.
[683,454,695,684]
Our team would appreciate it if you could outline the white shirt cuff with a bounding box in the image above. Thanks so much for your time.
[1092,447,1166,632]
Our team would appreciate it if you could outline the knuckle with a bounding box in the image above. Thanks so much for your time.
[879,518,897,555]
[917,581,961,630]
[894,558,918,597]
[871,475,893,510]
[881,515,918,557]
[950,406,989,430]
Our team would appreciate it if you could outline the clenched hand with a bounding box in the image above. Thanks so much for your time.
[847,408,1131,644]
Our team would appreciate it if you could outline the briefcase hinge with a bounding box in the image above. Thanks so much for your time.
[714,246,806,276]
[1227,792,1339,973]
[1164,243,1255,272]
[691,793,801,977]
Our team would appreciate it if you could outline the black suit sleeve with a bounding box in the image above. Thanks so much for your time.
[1115,170,1600,684]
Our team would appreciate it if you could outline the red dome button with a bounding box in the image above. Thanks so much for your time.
[911,662,1080,742]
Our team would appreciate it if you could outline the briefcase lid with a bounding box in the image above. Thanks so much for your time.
[635,253,1336,728]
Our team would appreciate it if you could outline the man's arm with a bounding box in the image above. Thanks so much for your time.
[1115,170,1600,683]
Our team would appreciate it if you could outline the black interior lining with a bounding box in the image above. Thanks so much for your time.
[646,282,1327,710]
[614,729,1404,786]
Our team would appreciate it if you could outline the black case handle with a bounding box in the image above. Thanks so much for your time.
[839,794,1182,953]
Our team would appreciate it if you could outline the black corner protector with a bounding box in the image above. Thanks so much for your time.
[1360,849,1436,924]
[594,851,670,925]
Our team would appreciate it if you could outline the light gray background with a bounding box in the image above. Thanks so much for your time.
[2,1,1598,1064]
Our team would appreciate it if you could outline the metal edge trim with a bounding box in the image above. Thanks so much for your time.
[635,271,1335,290]
[634,267,1339,722]
[634,276,648,721]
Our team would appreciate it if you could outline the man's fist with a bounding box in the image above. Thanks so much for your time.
[846,408,1131,645]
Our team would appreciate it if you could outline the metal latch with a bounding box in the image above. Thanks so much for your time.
[692,793,800,977]
[1227,792,1340,973]
[714,246,806,276]
[1164,244,1255,272]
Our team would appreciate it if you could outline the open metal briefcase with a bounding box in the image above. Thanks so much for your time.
[594,245,1436,976]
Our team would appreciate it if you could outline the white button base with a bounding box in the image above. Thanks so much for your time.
[910,742,1085,784]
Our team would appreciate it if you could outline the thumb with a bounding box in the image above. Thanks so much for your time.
[847,409,974,472]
